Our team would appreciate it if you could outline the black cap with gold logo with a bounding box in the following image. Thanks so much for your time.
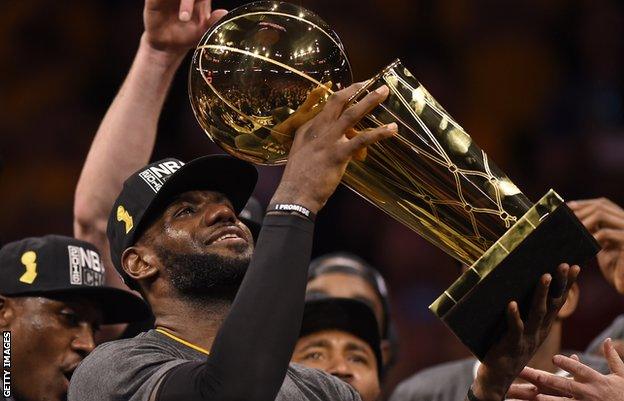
[0,235,150,324]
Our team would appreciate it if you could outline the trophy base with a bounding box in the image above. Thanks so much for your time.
[429,190,600,360]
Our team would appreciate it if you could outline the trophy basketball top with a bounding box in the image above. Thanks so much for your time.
[189,1,353,165]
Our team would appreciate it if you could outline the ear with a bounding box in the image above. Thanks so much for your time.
[121,245,161,285]
[0,295,16,328]
[380,339,393,367]
[557,282,580,319]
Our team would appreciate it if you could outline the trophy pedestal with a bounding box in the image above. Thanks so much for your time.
[429,190,600,360]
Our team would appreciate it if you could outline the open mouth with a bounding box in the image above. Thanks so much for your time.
[206,226,247,246]
[214,233,244,243]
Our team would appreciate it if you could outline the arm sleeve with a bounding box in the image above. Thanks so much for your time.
[157,214,314,401]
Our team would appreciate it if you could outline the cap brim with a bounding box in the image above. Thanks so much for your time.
[40,286,151,325]
[301,298,382,372]
[138,155,258,238]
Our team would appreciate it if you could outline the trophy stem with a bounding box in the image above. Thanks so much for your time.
[342,60,533,266]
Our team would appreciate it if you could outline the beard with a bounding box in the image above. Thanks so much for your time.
[155,244,251,302]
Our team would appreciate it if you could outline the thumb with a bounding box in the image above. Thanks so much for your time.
[605,338,624,376]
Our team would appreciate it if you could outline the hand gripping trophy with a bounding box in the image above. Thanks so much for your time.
[188,1,600,359]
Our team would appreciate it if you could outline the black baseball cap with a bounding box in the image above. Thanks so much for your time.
[300,298,383,376]
[107,155,257,289]
[308,252,391,338]
[0,235,150,324]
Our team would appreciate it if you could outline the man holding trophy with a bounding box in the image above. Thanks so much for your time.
[70,1,589,400]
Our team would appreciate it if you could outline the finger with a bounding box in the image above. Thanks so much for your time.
[520,367,581,397]
[345,129,367,161]
[525,274,551,335]
[560,265,580,300]
[322,82,366,120]
[519,366,544,385]
[569,354,580,362]
[581,212,624,232]
[506,383,538,399]
[335,85,390,132]
[572,205,624,229]
[568,197,620,210]
[545,265,579,324]
[552,354,601,382]
[179,0,195,21]
[204,8,227,29]
[604,338,624,375]
[506,300,524,344]
[534,395,573,401]
[343,123,397,156]
[549,264,569,300]
[577,202,624,223]
[300,83,331,111]
[594,228,624,248]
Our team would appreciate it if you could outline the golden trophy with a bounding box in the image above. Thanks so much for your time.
[189,1,600,359]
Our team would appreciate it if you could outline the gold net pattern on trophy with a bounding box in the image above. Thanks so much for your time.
[344,60,532,265]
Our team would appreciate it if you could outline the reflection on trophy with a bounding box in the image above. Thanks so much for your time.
[188,1,600,358]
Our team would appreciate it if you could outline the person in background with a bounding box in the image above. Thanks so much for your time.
[389,279,606,401]
[572,198,624,356]
[292,297,383,401]
[306,252,398,368]
[73,0,228,291]
[0,235,149,401]
[506,197,624,401]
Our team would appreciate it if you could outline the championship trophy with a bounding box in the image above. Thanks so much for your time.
[188,1,600,359]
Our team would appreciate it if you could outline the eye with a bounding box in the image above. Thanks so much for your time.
[60,310,80,327]
[303,351,324,361]
[347,353,369,365]
[174,206,196,218]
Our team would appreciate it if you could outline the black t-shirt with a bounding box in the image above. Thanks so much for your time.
[69,330,360,401]
[69,214,361,401]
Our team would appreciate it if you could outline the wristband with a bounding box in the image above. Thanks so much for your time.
[267,203,316,222]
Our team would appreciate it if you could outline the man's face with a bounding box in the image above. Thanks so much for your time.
[5,295,102,401]
[141,190,254,297]
[306,273,384,333]
[292,330,380,401]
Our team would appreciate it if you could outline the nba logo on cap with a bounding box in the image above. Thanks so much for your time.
[138,160,185,193]
[68,245,104,286]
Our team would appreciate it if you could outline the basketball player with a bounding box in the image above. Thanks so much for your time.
[0,235,149,401]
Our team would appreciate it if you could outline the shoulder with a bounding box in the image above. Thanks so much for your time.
[285,363,361,401]
[389,358,476,401]
[69,333,191,401]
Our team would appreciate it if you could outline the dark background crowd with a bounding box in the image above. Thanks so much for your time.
[2,0,624,394]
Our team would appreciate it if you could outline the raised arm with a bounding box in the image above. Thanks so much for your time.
[154,84,397,401]
[73,0,226,287]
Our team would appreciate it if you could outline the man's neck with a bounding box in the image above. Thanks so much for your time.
[151,289,235,352]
